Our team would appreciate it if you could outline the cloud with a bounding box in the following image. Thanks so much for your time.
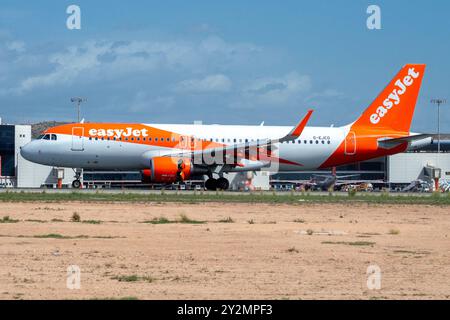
[189,23,217,34]
[129,91,175,113]
[305,89,344,101]
[241,71,312,105]
[174,74,232,93]
[2,36,260,95]
[0,33,342,125]
[6,40,25,53]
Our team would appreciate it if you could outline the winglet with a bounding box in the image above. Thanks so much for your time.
[278,109,313,142]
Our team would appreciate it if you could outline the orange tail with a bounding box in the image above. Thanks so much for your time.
[352,64,426,133]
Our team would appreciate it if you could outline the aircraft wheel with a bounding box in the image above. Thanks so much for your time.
[205,178,217,191]
[216,177,230,190]
[72,180,82,189]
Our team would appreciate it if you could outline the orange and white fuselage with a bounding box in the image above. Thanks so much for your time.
[20,64,430,187]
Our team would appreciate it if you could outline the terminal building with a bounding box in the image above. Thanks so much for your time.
[1,120,449,190]
[0,121,73,188]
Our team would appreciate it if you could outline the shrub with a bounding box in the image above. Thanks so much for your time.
[71,212,81,222]
[388,229,400,235]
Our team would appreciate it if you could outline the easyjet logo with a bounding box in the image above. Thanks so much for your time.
[88,128,149,139]
[370,67,420,124]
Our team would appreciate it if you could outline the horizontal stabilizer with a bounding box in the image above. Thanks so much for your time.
[378,134,432,149]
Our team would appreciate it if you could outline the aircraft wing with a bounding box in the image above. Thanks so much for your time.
[334,179,384,186]
[312,174,360,179]
[335,174,361,179]
[163,110,313,167]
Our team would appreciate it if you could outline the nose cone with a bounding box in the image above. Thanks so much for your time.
[20,141,40,163]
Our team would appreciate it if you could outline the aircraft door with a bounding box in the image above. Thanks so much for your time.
[71,127,85,151]
[344,131,356,155]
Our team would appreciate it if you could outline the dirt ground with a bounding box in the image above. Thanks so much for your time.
[0,201,449,300]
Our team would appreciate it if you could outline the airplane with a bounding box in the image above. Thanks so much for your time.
[21,64,432,190]
[272,167,365,191]
[307,172,361,191]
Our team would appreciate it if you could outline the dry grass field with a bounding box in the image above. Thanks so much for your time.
[0,200,449,300]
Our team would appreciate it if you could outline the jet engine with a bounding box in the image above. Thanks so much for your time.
[141,169,152,183]
[143,157,193,183]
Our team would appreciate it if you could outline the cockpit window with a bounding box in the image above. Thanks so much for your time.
[40,134,57,140]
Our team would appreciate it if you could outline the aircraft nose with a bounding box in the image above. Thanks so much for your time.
[20,142,38,162]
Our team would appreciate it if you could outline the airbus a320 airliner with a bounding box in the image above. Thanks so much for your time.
[21,64,431,190]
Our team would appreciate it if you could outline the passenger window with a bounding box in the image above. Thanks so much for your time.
[155,138,158,142]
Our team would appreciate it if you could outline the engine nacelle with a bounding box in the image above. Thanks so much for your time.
[148,157,193,183]
[141,169,152,183]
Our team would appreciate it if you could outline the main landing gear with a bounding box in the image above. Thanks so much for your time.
[205,177,230,191]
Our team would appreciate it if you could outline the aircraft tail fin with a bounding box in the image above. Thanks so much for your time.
[352,64,426,133]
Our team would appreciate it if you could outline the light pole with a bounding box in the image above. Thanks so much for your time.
[431,98,446,191]
[70,97,87,123]
[431,98,447,155]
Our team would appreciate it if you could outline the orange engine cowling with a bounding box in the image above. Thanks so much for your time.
[141,169,152,183]
[149,157,192,183]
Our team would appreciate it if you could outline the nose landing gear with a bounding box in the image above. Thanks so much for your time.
[71,169,83,189]
[72,179,82,189]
